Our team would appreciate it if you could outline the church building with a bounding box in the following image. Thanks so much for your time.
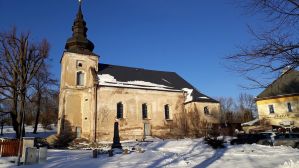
[57,3,220,141]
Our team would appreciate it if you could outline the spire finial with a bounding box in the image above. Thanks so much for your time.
[78,0,82,11]
[77,0,83,18]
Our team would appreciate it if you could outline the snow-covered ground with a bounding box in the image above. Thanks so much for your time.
[0,125,56,139]
[1,138,299,168]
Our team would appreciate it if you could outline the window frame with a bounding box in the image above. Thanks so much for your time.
[117,102,124,119]
[204,106,209,115]
[164,104,170,120]
[268,104,275,114]
[76,60,84,68]
[142,103,148,119]
[287,102,292,112]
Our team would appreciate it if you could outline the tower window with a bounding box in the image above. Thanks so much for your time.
[76,71,84,86]
[117,102,123,119]
[287,102,292,112]
[268,105,274,114]
[76,60,84,68]
[142,103,148,119]
[204,106,209,115]
[164,104,170,120]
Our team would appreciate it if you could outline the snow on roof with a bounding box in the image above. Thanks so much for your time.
[241,118,259,126]
[182,88,193,103]
[98,74,181,91]
[99,74,196,103]
[97,63,219,103]
[162,78,172,84]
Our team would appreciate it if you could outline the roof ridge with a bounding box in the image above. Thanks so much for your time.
[99,63,176,73]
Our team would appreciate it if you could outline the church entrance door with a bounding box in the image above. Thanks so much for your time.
[76,127,81,138]
[144,123,151,136]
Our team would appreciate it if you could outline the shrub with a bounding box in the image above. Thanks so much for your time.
[34,138,50,148]
[204,137,225,149]
[53,121,76,148]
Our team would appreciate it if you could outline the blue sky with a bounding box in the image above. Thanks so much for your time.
[0,0,264,99]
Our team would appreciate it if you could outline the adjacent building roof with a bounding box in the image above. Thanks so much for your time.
[98,63,218,103]
[256,69,299,100]
[241,118,259,127]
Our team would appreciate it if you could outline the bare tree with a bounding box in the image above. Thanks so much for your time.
[217,97,235,123]
[227,0,299,88]
[31,63,57,133]
[0,29,20,137]
[218,94,256,123]
[39,90,59,129]
[0,27,49,138]
[189,105,202,137]
[236,93,257,122]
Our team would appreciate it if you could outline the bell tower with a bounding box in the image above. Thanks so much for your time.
[65,0,94,55]
[58,0,99,141]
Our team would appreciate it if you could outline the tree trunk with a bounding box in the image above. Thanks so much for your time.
[10,112,20,138]
[19,89,26,138]
[0,122,3,135]
[33,91,41,134]
[11,71,20,138]
[19,44,26,138]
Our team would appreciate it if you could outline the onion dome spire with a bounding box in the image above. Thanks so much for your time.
[65,0,95,55]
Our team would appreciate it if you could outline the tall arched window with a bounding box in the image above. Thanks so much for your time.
[164,104,170,120]
[117,102,123,119]
[76,71,84,86]
[142,103,148,119]
[287,102,292,112]
[204,106,209,115]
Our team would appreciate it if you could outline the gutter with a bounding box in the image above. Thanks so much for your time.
[255,93,299,101]
[94,84,98,143]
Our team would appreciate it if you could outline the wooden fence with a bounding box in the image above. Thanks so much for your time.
[0,139,22,157]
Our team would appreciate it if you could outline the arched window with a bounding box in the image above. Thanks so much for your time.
[117,102,123,119]
[164,104,170,120]
[287,102,292,112]
[268,105,274,113]
[76,71,84,86]
[204,106,209,115]
[142,103,148,119]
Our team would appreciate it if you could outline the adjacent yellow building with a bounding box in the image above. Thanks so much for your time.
[256,69,299,131]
